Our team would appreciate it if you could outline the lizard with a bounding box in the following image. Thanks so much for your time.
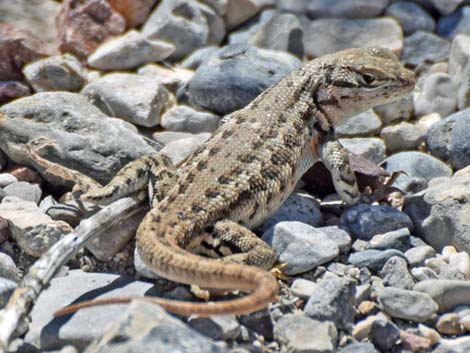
[41,47,415,317]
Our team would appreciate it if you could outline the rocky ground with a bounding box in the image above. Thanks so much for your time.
[1,0,470,352]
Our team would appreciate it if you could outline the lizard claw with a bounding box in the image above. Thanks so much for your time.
[271,263,290,281]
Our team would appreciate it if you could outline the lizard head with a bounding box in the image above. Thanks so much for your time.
[315,47,416,125]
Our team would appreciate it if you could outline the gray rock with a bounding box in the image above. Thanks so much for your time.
[339,138,386,164]
[412,267,439,281]
[0,150,7,171]
[432,0,464,15]
[180,46,219,70]
[83,300,230,353]
[378,287,438,322]
[340,342,377,353]
[370,319,401,351]
[258,192,322,234]
[304,273,356,330]
[304,18,403,58]
[138,64,194,92]
[336,110,382,137]
[23,54,88,92]
[228,9,278,45]
[290,278,317,299]
[152,131,204,145]
[88,30,174,71]
[403,167,470,253]
[134,248,159,279]
[414,72,457,117]
[426,109,470,170]
[449,35,470,110]
[223,0,267,31]
[0,252,20,282]
[433,338,470,353]
[142,0,224,60]
[380,256,415,289]
[0,92,155,185]
[238,308,273,339]
[439,263,467,280]
[348,249,406,272]
[0,197,72,257]
[4,181,42,204]
[405,245,436,267]
[355,284,371,305]
[340,204,413,241]
[188,315,240,340]
[0,277,17,308]
[262,221,339,275]
[319,226,352,254]
[274,314,337,353]
[0,174,17,188]
[365,228,412,252]
[251,13,304,59]
[186,44,300,115]
[374,93,414,124]
[382,151,452,193]
[160,133,211,165]
[385,2,435,35]
[414,279,470,312]
[25,270,161,351]
[82,73,173,128]
[160,105,220,133]
[437,6,470,39]
[381,122,426,153]
[40,197,82,227]
[402,31,450,67]
[277,0,310,13]
[307,0,389,18]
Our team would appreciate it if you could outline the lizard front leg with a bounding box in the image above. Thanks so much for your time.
[320,139,360,205]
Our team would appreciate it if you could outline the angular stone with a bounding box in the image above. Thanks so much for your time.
[336,110,382,137]
[365,228,412,252]
[340,342,377,353]
[160,133,211,165]
[380,256,415,289]
[0,252,20,282]
[437,6,470,39]
[414,72,457,118]
[3,182,41,204]
[108,0,158,27]
[402,31,450,67]
[160,105,220,133]
[0,81,31,105]
[188,315,240,340]
[290,279,317,299]
[339,138,386,164]
[307,0,389,18]
[405,246,436,267]
[381,121,425,153]
[370,319,400,351]
[348,249,406,272]
[0,278,17,308]
[385,1,435,35]
[374,93,414,124]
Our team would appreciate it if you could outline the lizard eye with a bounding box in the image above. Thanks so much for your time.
[360,73,376,85]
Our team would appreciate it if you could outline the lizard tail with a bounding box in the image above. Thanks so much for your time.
[54,267,278,317]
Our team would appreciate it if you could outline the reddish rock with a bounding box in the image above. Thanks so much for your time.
[8,166,42,184]
[0,24,52,81]
[109,0,157,28]
[56,0,126,60]
[400,330,433,352]
[0,81,31,104]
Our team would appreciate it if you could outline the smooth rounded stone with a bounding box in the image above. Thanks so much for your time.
[426,109,470,170]
[417,113,443,135]
[228,9,278,45]
[339,138,386,165]
[449,34,470,82]
[251,13,304,59]
[380,122,425,153]
[380,256,415,289]
[262,221,338,275]
[400,330,434,352]
[385,2,435,35]
[0,173,17,188]
[432,0,464,15]
[0,252,20,282]
[142,0,224,60]
[425,257,448,275]
[258,192,322,234]
[304,18,403,58]
[186,44,300,115]
[438,264,467,281]
[340,203,413,241]
[4,181,42,204]
[382,151,452,193]
[85,300,230,353]
[0,92,155,185]
[24,270,161,351]
[180,46,219,70]
[139,64,194,92]
[414,73,457,118]
[433,337,470,353]
[405,246,437,267]
[340,342,377,353]
[461,315,470,330]
[304,273,356,330]
[0,277,17,308]
[82,73,173,128]
[160,133,211,165]
[403,167,470,253]
[378,287,438,322]
[370,319,401,351]
[152,131,204,146]
[290,278,317,299]
[418,323,441,346]
[160,105,220,133]
[348,249,406,273]
[414,280,470,312]
[365,228,412,252]
[88,30,175,71]
[336,110,382,138]
[274,314,337,353]
[307,0,389,18]
[374,93,414,124]
[402,31,450,67]
[436,313,464,335]
[223,0,267,30]
[437,6,470,39]
[188,315,240,340]
[318,226,351,254]
[449,252,470,279]
[23,53,87,93]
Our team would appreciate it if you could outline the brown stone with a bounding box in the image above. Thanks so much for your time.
[109,0,157,28]
[0,24,53,81]
[0,81,31,104]
[400,330,433,352]
[7,166,42,184]
[56,0,126,60]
